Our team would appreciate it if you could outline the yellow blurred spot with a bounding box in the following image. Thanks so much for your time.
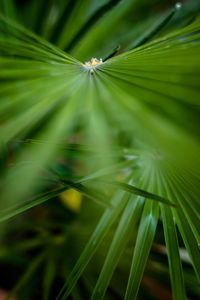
[116,172,126,181]
[60,189,82,212]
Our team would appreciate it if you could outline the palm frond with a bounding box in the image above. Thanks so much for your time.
[0,1,200,299]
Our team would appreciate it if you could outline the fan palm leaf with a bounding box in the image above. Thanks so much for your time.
[0,1,200,299]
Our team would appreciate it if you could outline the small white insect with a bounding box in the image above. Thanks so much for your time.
[83,57,103,74]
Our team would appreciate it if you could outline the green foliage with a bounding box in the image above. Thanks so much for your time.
[0,0,200,299]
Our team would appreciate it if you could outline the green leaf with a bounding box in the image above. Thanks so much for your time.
[129,3,182,50]
[0,3,200,299]
[101,180,176,206]
[0,186,67,222]
[157,165,200,281]
[91,196,143,300]
[161,205,187,300]
[125,200,159,300]
[60,180,112,208]
[56,190,129,300]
